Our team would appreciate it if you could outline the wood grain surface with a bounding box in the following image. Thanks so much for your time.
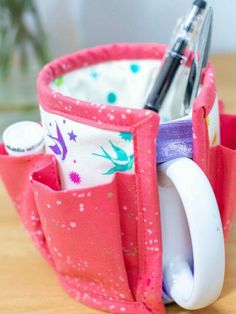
[0,55,235,314]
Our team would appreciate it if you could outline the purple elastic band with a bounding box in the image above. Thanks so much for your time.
[156,119,193,164]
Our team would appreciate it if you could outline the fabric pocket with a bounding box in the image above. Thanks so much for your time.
[208,113,236,238]
[31,166,157,313]
[0,143,59,266]
[0,144,153,313]
[31,168,135,301]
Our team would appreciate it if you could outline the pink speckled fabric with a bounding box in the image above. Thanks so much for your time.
[192,66,236,238]
[0,44,235,314]
[209,114,236,238]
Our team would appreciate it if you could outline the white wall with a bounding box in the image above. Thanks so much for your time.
[37,0,236,57]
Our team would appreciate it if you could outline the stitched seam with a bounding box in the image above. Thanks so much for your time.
[39,102,154,130]
[60,276,150,310]
[130,126,142,299]
[131,133,140,299]
[30,155,59,267]
[132,125,147,302]
[51,157,61,189]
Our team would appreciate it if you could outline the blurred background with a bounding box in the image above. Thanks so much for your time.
[0,0,236,135]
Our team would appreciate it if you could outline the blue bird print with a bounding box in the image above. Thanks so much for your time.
[92,141,134,175]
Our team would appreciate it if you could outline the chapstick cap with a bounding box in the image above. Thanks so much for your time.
[193,0,207,10]
[3,121,45,156]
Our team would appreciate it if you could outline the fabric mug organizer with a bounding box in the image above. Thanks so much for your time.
[0,43,236,314]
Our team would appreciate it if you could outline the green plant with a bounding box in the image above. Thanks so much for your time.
[0,0,49,77]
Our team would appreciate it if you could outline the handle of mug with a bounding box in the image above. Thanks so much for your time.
[158,157,225,310]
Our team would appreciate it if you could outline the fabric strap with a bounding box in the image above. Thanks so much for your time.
[156,119,193,164]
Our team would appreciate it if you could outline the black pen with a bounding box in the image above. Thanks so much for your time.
[144,0,207,113]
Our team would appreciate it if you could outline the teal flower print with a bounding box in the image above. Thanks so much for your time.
[119,132,132,142]
[107,92,117,104]
[130,63,140,73]
[91,71,99,78]
[92,141,134,175]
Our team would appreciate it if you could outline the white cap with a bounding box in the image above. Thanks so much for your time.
[3,121,45,156]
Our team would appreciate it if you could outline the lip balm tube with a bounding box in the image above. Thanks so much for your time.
[2,121,45,156]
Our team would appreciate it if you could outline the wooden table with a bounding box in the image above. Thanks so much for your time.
[0,55,236,314]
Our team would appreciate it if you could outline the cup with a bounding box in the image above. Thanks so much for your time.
[156,70,223,309]
[158,157,225,309]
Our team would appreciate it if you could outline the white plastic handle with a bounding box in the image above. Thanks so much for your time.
[158,157,225,310]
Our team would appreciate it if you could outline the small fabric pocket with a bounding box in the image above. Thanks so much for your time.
[31,169,135,303]
[208,113,236,238]
[0,143,59,266]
